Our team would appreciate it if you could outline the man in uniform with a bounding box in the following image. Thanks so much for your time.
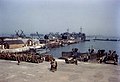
[50,59,57,72]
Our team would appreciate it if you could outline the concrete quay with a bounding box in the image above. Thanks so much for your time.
[0,59,120,82]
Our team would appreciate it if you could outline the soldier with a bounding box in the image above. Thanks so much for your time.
[73,58,78,65]
[50,59,57,72]
[113,51,118,63]
[16,54,20,65]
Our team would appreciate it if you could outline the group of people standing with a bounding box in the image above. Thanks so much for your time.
[0,48,119,73]
[0,51,58,72]
[0,52,44,65]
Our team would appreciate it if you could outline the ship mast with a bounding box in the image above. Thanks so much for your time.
[67,28,69,33]
[80,26,83,33]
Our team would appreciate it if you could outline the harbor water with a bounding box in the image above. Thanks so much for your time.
[48,40,120,64]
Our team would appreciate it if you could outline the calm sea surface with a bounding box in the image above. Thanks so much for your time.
[48,40,120,63]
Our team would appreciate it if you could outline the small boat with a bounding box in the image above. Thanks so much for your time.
[29,47,50,55]
[0,47,30,53]
[36,48,50,54]
[84,39,90,41]
[93,38,119,41]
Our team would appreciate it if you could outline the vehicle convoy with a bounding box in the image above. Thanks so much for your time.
[59,48,119,65]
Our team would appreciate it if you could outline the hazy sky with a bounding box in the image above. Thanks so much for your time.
[0,0,120,36]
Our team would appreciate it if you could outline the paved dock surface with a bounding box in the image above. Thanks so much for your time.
[0,59,120,82]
